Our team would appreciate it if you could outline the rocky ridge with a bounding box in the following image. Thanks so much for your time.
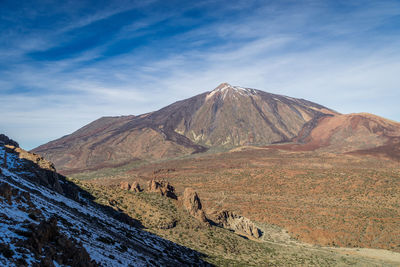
[0,134,211,266]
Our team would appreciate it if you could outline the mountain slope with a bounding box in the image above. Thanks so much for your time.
[33,83,337,173]
[274,113,400,160]
[0,135,210,266]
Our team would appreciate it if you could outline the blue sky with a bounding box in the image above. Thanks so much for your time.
[1,0,400,149]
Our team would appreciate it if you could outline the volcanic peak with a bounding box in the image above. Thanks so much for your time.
[208,82,257,100]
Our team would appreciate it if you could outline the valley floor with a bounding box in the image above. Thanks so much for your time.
[70,147,400,266]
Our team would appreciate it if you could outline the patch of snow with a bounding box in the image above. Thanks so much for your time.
[0,148,205,266]
[206,83,257,100]
[0,147,22,170]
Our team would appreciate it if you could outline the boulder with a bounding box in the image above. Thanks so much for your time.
[212,210,262,239]
[147,179,177,199]
[120,181,131,190]
[0,182,12,204]
[18,217,97,266]
[130,181,142,192]
[182,188,207,223]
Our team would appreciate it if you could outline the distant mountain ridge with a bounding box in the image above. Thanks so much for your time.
[34,82,400,173]
[276,112,400,159]
[33,83,340,173]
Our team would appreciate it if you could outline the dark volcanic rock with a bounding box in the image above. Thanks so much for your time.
[130,181,142,192]
[0,135,214,266]
[0,182,12,204]
[0,134,19,148]
[20,217,98,267]
[3,145,64,194]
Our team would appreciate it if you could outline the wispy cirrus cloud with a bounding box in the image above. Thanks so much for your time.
[1,0,400,149]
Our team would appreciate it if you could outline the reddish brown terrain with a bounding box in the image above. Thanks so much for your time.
[80,147,400,253]
[32,83,400,260]
[273,113,400,161]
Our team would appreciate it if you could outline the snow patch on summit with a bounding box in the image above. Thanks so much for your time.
[206,83,257,100]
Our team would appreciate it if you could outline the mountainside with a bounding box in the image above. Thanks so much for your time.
[4,135,399,266]
[33,83,338,173]
[273,112,400,160]
[0,135,210,266]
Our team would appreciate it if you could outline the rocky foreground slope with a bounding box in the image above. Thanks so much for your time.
[0,135,210,266]
[33,83,338,173]
[3,134,400,266]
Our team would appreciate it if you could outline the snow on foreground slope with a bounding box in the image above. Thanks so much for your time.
[0,144,210,266]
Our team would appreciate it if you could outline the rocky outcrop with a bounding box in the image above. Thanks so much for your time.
[0,135,215,266]
[147,179,177,199]
[0,136,93,203]
[0,182,13,204]
[120,181,143,192]
[0,182,97,266]
[130,181,142,192]
[0,134,19,147]
[2,144,64,194]
[18,217,97,267]
[120,181,131,190]
[182,188,208,223]
[212,210,262,239]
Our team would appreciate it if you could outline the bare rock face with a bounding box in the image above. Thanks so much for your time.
[130,181,142,192]
[0,182,13,204]
[120,181,143,192]
[147,179,177,199]
[1,136,93,203]
[2,144,64,195]
[0,134,19,147]
[182,188,207,223]
[120,181,131,190]
[19,217,97,267]
[212,210,262,239]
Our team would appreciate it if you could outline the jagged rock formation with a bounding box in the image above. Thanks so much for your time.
[120,181,142,192]
[120,181,131,190]
[182,188,208,223]
[21,216,97,266]
[0,181,96,266]
[147,179,177,199]
[32,83,337,173]
[212,210,262,239]
[3,143,63,194]
[0,134,19,147]
[0,143,93,202]
[130,181,142,192]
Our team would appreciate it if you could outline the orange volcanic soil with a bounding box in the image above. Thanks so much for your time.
[268,113,400,160]
[87,148,400,252]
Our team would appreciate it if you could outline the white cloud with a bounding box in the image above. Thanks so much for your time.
[1,0,400,149]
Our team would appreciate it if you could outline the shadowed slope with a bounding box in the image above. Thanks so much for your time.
[0,135,211,266]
